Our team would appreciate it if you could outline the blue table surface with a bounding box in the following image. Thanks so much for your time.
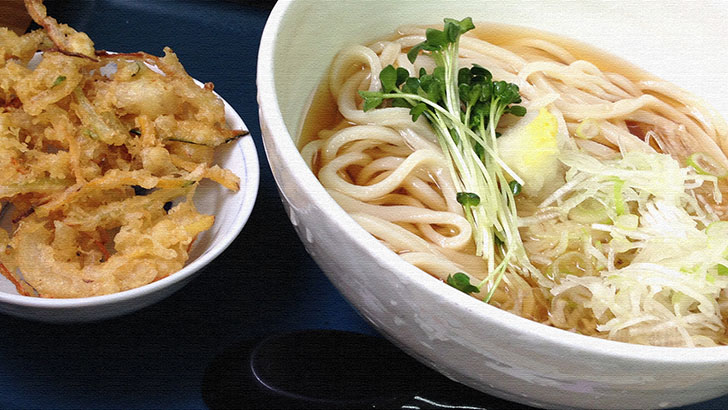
[1,1,726,409]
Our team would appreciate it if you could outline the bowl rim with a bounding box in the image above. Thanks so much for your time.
[0,94,259,309]
[257,0,728,362]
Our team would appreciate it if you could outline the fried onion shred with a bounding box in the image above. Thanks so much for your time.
[0,0,242,297]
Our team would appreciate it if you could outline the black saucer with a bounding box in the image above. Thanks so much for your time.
[202,329,532,409]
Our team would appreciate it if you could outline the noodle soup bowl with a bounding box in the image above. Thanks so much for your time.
[257,1,728,408]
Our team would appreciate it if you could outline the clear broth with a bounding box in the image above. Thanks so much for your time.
[299,21,659,150]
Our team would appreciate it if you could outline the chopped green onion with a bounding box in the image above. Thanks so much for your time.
[51,75,66,88]
[718,264,728,276]
[82,128,98,140]
[686,152,728,178]
[612,177,625,216]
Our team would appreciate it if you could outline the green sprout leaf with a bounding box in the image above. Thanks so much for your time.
[379,65,398,92]
[446,272,479,294]
[425,28,448,49]
[358,90,384,111]
[396,67,409,87]
[445,16,475,35]
[507,105,527,117]
[407,44,424,63]
[410,103,427,122]
[509,180,522,196]
[358,17,533,304]
[444,21,460,43]
[402,77,420,94]
[470,64,491,81]
[456,192,480,207]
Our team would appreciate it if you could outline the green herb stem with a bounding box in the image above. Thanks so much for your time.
[359,17,536,302]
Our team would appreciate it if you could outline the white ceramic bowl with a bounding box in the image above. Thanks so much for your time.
[0,95,259,323]
[257,1,728,409]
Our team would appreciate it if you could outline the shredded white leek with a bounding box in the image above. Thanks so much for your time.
[537,149,728,347]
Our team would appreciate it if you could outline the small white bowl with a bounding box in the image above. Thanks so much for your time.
[0,95,259,323]
[257,1,728,408]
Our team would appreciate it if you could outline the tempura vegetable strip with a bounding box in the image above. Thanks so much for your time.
[72,87,128,145]
[62,187,188,230]
[0,178,72,199]
[24,0,96,60]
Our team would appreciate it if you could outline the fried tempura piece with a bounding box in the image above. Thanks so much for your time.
[0,0,243,298]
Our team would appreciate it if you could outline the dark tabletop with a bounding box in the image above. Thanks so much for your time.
[0,1,726,409]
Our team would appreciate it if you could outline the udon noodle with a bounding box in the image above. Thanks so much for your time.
[299,22,728,347]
